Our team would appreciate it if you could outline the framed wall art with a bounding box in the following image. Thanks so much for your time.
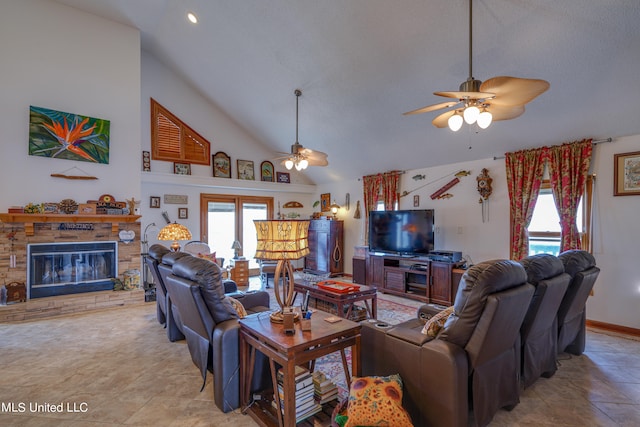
[614,151,640,196]
[261,161,274,182]
[213,151,231,178]
[276,171,290,183]
[237,159,255,180]
[178,207,188,219]
[29,105,111,164]
[150,196,161,208]
[173,162,191,175]
[321,193,331,212]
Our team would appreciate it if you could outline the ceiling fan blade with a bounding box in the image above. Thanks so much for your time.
[432,110,457,128]
[486,104,525,121]
[480,76,550,106]
[301,148,329,166]
[403,101,461,116]
[434,90,495,100]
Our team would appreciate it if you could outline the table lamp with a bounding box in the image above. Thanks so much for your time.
[231,240,242,259]
[254,219,310,323]
[157,222,192,252]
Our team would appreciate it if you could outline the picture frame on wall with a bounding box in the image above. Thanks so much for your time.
[178,207,188,219]
[321,193,331,212]
[237,159,255,180]
[614,151,640,196]
[150,196,161,208]
[276,171,290,183]
[260,161,274,182]
[173,162,191,175]
[212,151,231,178]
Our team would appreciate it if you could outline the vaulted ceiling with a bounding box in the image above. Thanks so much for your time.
[53,0,640,184]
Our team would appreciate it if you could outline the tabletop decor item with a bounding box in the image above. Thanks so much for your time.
[254,219,310,323]
[157,222,192,251]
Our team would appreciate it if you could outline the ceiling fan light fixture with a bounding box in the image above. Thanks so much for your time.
[299,158,308,169]
[285,159,294,170]
[448,112,463,131]
[463,105,480,124]
[477,108,493,129]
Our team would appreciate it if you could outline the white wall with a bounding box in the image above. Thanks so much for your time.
[0,0,141,209]
[318,137,640,330]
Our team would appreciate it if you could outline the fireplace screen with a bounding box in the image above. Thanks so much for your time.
[28,241,118,298]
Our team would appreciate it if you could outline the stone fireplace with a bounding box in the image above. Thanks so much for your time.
[0,213,142,322]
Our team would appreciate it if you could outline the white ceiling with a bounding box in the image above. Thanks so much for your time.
[52,0,640,184]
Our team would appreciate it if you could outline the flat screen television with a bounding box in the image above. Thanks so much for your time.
[368,209,435,256]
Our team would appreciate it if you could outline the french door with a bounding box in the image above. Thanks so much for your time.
[199,194,273,272]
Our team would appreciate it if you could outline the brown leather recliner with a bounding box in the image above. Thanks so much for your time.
[556,250,600,355]
[518,253,570,388]
[361,259,534,427]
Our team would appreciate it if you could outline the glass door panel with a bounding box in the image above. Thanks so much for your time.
[206,201,236,265]
[242,202,268,270]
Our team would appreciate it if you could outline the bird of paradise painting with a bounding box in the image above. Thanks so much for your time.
[29,106,110,164]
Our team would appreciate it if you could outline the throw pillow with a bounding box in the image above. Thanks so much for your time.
[227,296,247,318]
[344,374,413,427]
[197,251,217,265]
[421,305,454,338]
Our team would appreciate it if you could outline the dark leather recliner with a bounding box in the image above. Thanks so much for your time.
[361,259,534,427]
[556,250,600,355]
[145,244,171,325]
[165,255,271,413]
[518,253,571,388]
[158,250,192,342]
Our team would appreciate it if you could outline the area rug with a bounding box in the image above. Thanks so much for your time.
[261,284,420,394]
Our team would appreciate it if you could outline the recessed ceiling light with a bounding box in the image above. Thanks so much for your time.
[187,12,198,24]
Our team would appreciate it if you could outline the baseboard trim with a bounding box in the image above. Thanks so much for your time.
[586,319,640,337]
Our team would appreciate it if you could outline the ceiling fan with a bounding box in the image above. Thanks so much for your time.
[403,0,549,131]
[274,89,328,171]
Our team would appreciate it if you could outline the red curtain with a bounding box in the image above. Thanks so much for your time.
[362,174,382,243]
[548,139,593,251]
[505,147,547,260]
[382,171,402,210]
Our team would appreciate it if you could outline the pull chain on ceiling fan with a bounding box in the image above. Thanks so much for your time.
[403,0,549,131]
[274,89,328,170]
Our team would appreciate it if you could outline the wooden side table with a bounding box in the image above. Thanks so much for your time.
[231,258,249,287]
[240,310,361,427]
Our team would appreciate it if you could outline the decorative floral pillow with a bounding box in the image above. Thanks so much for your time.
[226,296,247,318]
[421,305,454,338]
[344,374,413,427]
[197,252,217,265]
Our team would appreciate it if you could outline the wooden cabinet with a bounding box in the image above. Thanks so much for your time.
[364,253,462,304]
[231,258,249,287]
[304,219,344,276]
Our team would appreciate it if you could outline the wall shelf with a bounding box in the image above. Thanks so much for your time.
[0,213,141,236]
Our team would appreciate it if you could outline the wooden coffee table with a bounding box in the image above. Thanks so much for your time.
[294,280,377,320]
[239,310,361,427]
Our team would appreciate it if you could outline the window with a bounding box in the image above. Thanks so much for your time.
[528,177,593,255]
[150,98,211,165]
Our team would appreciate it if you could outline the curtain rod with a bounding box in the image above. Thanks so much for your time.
[492,137,613,160]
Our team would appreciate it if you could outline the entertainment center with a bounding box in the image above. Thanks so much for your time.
[353,209,464,305]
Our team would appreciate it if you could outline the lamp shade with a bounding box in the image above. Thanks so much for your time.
[158,222,192,251]
[254,220,310,260]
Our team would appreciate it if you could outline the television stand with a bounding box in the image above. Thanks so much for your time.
[363,253,464,305]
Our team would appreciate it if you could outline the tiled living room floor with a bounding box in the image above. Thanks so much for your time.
[1,290,639,426]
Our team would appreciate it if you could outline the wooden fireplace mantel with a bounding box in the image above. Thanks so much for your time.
[0,213,142,236]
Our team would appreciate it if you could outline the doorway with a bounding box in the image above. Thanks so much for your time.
[199,194,273,273]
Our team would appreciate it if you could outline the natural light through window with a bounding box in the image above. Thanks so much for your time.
[528,188,583,256]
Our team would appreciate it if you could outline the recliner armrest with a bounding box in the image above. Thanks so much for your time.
[234,290,269,310]
[387,318,433,345]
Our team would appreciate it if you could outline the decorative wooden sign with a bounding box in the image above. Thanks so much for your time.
[430,177,460,200]
[164,194,188,204]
